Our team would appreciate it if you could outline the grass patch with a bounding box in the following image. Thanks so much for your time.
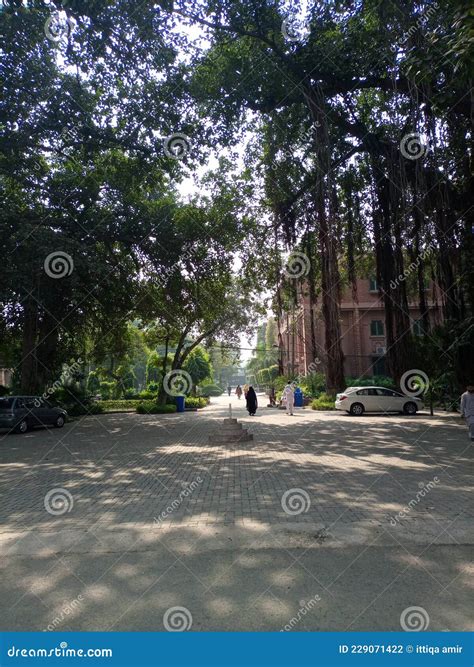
[136,401,177,414]
[100,399,142,412]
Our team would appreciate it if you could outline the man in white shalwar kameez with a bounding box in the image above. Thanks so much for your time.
[460,385,474,441]
[282,382,295,416]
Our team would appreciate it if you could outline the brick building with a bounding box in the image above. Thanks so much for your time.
[278,277,443,379]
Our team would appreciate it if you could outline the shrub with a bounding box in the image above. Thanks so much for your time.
[184,396,208,409]
[136,401,177,414]
[138,389,157,400]
[99,381,116,400]
[345,375,395,389]
[100,399,141,411]
[199,383,223,397]
[311,393,335,410]
[147,382,160,393]
[67,401,104,416]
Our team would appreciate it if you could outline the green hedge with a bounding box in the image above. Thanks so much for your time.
[100,399,141,411]
[199,384,223,397]
[184,396,208,409]
[67,401,104,416]
[311,393,336,411]
[136,401,177,414]
[345,375,395,389]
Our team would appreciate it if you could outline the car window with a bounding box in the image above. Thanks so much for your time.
[367,388,378,396]
[0,397,15,410]
[24,398,39,409]
[356,389,369,395]
[375,388,392,396]
[16,398,25,408]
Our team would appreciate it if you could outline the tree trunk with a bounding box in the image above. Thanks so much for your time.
[20,298,39,394]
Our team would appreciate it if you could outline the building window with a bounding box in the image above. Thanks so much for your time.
[370,320,384,336]
[369,277,378,292]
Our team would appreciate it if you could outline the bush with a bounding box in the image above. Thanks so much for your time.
[99,381,116,400]
[199,383,223,397]
[136,401,177,414]
[311,393,335,411]
[184,396,208,409]
[67,401,104,416]
[147,382,160,393]
[100,399,141,411]
[345,375,395,389]
[138,389,157,400]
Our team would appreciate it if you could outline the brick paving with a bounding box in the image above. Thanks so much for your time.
[0,394,472,534]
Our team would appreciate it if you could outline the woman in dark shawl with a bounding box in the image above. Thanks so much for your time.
[246,386,258,416]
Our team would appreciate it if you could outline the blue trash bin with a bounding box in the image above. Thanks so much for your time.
[294,388,303,407]
[176,396,185,412]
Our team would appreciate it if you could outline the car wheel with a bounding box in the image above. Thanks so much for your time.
[349,402,364,416]
[403,402,417,415]
[14,419,29,434]
[54,415,65,428]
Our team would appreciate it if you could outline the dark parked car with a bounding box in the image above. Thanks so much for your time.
[0,396,67,434]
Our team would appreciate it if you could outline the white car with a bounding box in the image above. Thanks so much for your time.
[335,386,424,416]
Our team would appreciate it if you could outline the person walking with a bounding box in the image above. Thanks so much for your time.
[236,385,242,399]
[282,381,295,415]
[227,385,232,397]
[243,383,249,399]
[246,386,258,416]
[460,384,474,440]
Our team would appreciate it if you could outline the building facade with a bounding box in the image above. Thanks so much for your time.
[278,277,443,379]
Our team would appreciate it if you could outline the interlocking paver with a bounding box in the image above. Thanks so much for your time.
[0,395,472,535]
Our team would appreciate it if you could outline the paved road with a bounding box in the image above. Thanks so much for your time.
[0,395,472,631]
